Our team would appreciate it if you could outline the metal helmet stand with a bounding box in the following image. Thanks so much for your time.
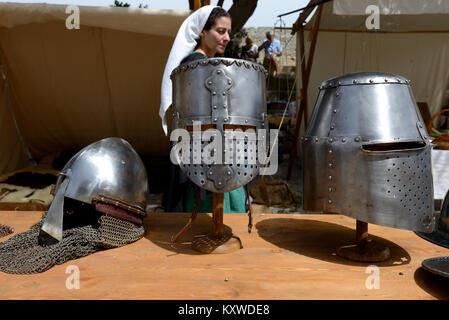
[171,186,253,254]
[337,220,391,262]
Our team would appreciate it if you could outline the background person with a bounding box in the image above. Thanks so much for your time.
[258,31,283,76]
[240,37,259,62]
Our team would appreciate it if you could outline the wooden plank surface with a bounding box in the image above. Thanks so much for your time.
[1,211,449,300]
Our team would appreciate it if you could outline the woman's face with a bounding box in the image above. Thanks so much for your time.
[200,16,232,56]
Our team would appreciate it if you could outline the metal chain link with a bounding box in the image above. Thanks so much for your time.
[0,224,13,238]
[0,213,144,274]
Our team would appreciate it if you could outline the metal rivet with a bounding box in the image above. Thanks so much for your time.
[213,105,217,109]
[397,79,401,83]
[355,137,360,142]
[330,125,335,130]
[217,70,221,74]
[328,199,332,204]
[301,137,304,141]
[333,109,337,113]
[245,119,249,123]
[223,104,227,108]
[353,80,358,84]
[328,175,332,180]
[336,93,340,97]
[224,118,228,122]
[329,138,334,142]
[342,138,346,142]
[213,118,217,122]
[328,150,333,154]
[209,171,213,175]
[338,81,341,86]
[305,137,309,141]
[212,92,216,95]
[227,171,231,175]
[315,138,319,142]
[328,163,333,167]
[218,181,222,185]
[328,187,333,192]
[222,92,226,96]
[228,80,232,84]
[208,81,212,85]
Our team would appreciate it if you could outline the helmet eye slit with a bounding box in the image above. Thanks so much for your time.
[362,141,425,152]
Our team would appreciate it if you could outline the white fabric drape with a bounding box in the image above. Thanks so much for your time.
[159,5,217,135]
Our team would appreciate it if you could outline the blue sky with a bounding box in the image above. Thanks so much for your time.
[1,0,310,27]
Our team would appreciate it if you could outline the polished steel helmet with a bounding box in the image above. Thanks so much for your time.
[39,137,150,242]
[170,58,269,193]
[302,72,436,233]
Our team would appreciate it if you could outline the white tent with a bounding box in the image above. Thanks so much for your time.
[0,2,190,175]
[296,0,449,130]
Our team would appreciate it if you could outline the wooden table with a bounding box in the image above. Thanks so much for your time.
[1,211,449,300]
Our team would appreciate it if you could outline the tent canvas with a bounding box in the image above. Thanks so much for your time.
[296,0,449,131]
[0,2,191,176]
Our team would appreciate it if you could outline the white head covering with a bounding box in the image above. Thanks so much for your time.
[159,5,217,135]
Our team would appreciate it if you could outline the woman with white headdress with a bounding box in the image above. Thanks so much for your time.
[160,6,247,213]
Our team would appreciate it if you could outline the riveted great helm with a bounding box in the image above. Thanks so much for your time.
[170,58,269,193]
[302,72,436,233]
[39,137,150,243]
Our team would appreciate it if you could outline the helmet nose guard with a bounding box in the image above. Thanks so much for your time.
[39,137,149,245]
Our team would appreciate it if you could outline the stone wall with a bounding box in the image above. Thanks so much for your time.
[242,27,297,70]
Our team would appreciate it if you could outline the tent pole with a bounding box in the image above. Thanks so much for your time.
[193,0,210,11]
[291,0,324,35]
[287,4,323,180]
[1,75,36,166]
[287,27,307,181]
[304,4,323,127]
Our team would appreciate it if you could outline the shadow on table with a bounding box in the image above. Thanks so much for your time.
[144,213,234,255]
[256,218,410,267]
[414,267,449,299]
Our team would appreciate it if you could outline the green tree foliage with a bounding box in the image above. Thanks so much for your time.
[111,0,130,7]
[224,28,248,59]
[111,1,148,8]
